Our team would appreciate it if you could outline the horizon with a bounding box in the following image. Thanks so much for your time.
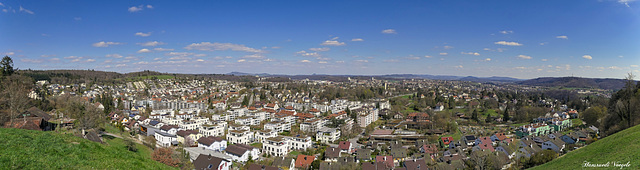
[1,1,639,80]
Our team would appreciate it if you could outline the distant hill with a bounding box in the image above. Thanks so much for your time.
[0,128,175,169]
[518,77,629,90]
[530,124,640,170]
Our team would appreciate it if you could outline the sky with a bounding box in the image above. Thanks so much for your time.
[1,0,639,79]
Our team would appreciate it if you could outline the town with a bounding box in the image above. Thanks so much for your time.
[1,68,620,170]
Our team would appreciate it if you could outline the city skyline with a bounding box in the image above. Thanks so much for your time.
[1,0,639,79]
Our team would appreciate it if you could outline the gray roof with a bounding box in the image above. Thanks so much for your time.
[183,147,232,162]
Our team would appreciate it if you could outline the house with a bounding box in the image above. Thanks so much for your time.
[193,154,232,170]
[376,155,394,169]
[474,136,492,146]
[490,133,507,142]
[472,142,495,152]
[183,147,233,162]
[316,127,340,143]
[338,141,353,153]
[441,137,453,148]
[225,145,252,162]
[356,149,372,162]
[198,136,227,152]
[324,147,341,162]
[463,135,476,146]
[542,138,565,153]
[420,144,438,157]
[403,158,428,170]
[177,130,203,146]
[236,144,260,160]
[200,122,227,137]
[247,164,278,170]
[295,154,315,169]
[390,148,408,167]
[272,157,295,170]
[406,112,429,122]
[560,134,576,144]
[155,131,178,147]
[495,145,516,159]
[159,125,179,135]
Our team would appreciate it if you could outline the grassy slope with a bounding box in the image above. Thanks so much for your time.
[0,128,176,170]
[530,124,640,169]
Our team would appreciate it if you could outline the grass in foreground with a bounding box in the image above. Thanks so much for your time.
[530,124,640,169]
[0,128,176,170]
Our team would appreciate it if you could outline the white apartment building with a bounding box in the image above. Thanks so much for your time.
[263,136,288,157]
[255,129,278,143]
[284,136,313,151]
[226,129,254,145]
[300,118,326,133]
[316,127,341,144]
[200,121,227,137]
[264,121,290,133]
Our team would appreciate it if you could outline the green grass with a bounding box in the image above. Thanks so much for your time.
[482,109,500,117]
[250,143,262,148]
[512,122,530,127]
[0,128,176,170]
[288,150,301,157]
[530,124,640,170]
[440,130,462,141]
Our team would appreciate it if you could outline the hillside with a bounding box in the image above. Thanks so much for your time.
[530,124,640,170]
[0,128,176,170]
[518,77,628,90]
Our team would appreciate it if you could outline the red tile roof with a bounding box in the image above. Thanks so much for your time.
[295,154,315,169]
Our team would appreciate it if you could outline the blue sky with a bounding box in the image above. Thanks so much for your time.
[1,0,639,79]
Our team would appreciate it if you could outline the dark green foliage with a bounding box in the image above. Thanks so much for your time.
[1,56,14,76]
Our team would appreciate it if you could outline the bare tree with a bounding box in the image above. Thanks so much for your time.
[1,75,32,125]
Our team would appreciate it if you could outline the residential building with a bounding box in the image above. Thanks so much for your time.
[227,129,254,145]
[263,137,288,157]
[316,127,340,143]
[198,136,227,152]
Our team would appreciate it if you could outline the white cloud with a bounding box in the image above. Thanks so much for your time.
[540,42,548,45]
[19,6,34,14]
[495,41,523,46]
[351,38,364,42]
[609,66,622,70]
[541,59,548,61]
[582,55,592,60]
[137,49,151,53]
[619,0,636,7]
[237,59,246,62]
[137,41,165,46]
[3,52,15,56]
[443,46,454,50]
[21,59,44,63]
[485,58,492,61]
[406,56,420,60]
[64,56,78,59]
[92,41,122,47]
[196,59,204,62]
[461,52,480,56]
[86,59,96,62]
[321,40,346,46]
[517,55,532,59]
[631,65,639,68]
[383,59,399,62]
[300,60,311,63]
[115,64,126,67]
[153,48,174,51]
[500,30,513,34]
[74,17,82,21]
[318,61,328,64]
[135,32,151,37]
[355,60,369,63]
[309,47,330,52]
[0,3,4,7]
[381,29,397,34]
[184,42,263,53]
[439,52,448,56]
[556,35,568,39]
[454,65,463,68]
[242,54,265,59]
[153,58,162,61]
[105,54,123,58]
[128,6,143,12]
[424,55,433,58]
[146,5,153,9]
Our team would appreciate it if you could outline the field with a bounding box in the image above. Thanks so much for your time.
[530,124,640,170]
[0,128,175,170]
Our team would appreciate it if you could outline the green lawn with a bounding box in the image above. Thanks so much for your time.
[441,130,462,141]
[530,124,640,170]
[0,128,175,170]
[482,109,500,117]
[250,143,262,148]
[288,150,301,157]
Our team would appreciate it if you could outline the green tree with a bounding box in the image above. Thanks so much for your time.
[503,105,510,122]
[583,106,606,129]
[472,109,479,121]
[1,56,14,76]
